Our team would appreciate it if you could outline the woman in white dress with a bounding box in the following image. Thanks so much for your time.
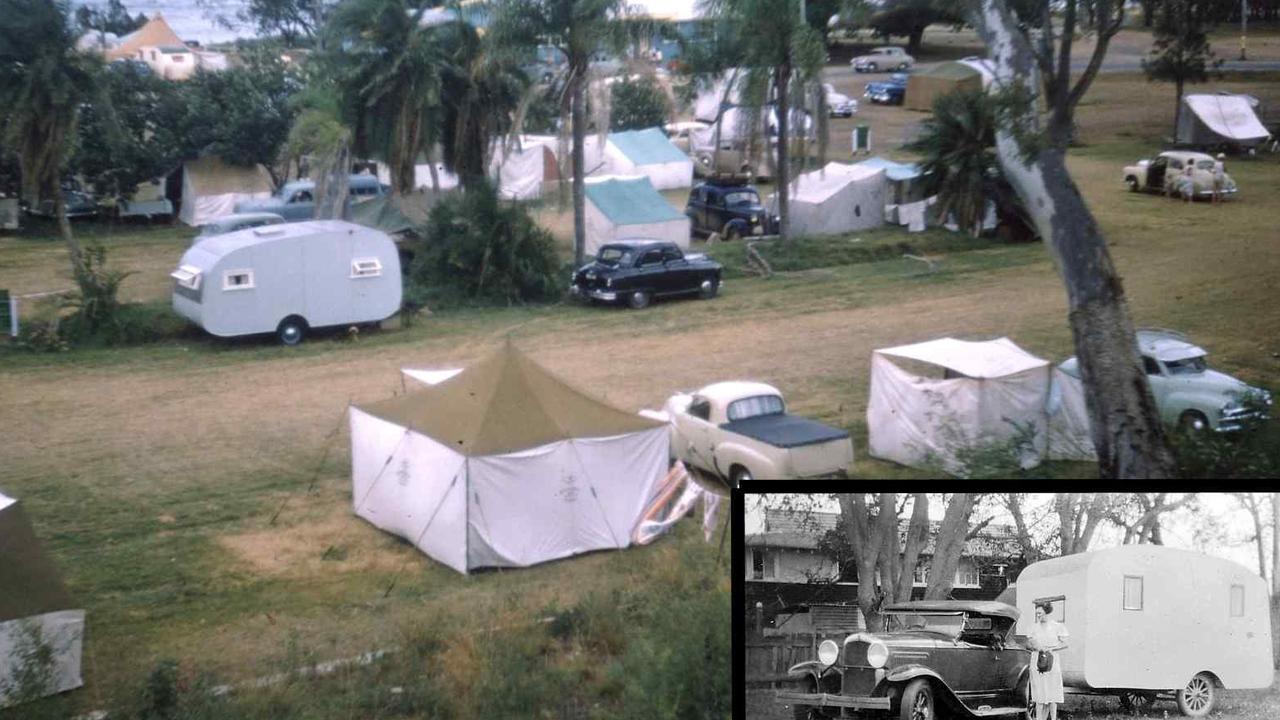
[1028,601,1069,720]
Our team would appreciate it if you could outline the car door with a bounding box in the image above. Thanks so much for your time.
[661,245,693,293]
[635,248,667,292]
[1142,355,1173,423]
[686,187,704,233]
[677,396,718,472]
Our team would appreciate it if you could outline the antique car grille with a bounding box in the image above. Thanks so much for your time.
[841,666,878,697]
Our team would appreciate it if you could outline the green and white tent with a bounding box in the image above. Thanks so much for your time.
[0,492,84,707]
[584,175,690,256]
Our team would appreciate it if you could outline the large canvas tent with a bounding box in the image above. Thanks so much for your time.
[1176,93,1272,148]
[601,128,694,190]
[1,492,85,707]
[904,62,985,112]
[176,156,274,227]
[770,162,885,236]
[866,337,1051,473]
[349,344,669,574]
[584,176,690,255]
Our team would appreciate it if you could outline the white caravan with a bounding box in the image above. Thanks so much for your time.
[171,220,402,345]
[1016,544,1273,717]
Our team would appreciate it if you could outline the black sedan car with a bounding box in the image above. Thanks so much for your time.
[685,181,777,240]
[570,239,722,310]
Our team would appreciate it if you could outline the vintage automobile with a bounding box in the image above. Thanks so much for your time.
[851,46,915,73]
[657,381,853,482]
[192,212,286,245]
[778,601,1031,720]
[824,83,858,117]
[1061,328,1271,433]
[1122,151,1237,198]
[685,181,778,240]
[569,239,722,310]
[864,73,910,105]
[235,174,389,220]
[27,187,99,219]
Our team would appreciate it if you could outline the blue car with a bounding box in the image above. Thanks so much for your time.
[864,73,910,105]
[235,175,388,221]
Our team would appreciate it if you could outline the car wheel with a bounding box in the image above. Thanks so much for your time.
[899,679,935,720]
[724,224,742,242]
[729,465,753,484]
[897,62,909,70]
[791,678,830,720]
[627,290,651,310]
[277,316,308,346]
[1176,673,1215,717]
[699,278,719,299]
[867,62,878,72]
[1126,176,1140,192]
[1119,690,1158,714]
[1177,410,1209,435]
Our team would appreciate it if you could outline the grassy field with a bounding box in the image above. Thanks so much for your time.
[1,52,1279,715]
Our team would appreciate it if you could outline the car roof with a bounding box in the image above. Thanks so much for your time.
[694,381,783,405]
[1158,150,1216,163]
[883,600,1020,620]
[600,238,671,248]
[1136,328,1206,362]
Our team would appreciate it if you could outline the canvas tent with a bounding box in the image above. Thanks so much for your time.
[375,161,461,192]
[349,344,669,574]
[1045,359,1097,462]
[770,162,885,236]
[1,492,85,707]
[866,337,1051,473]
[904,62,985,112]
[601,128,694,190]
[853,156,926,206]
[176,156,275,226]
[490,138,560,200]
[1176,93,1272,148]
[584,175,690,255]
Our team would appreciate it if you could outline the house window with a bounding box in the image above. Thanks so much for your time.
[1123,575,1144,611]
[351,257,383,278]
[955,562,979,588]
[1230,584,1245,617]
[751,549,768,580]
[223,270,255,291]
[913,563,928,586]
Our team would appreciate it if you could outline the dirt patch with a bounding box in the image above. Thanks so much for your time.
[217,503,412,578]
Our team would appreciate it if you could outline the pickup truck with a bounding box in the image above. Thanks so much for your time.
[657,381,854,483]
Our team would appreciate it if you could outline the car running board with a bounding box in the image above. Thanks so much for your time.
[966,705,1027,717]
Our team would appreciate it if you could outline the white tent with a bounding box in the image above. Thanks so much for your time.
[601,128,693,190]
[866,337,1051,473]
[1046,359,1097,462]
[350,344,669,574]
[1177,94,1272,147]
[771,162,885,236]
[490,138,559,200]
[1,492,85,708]
[584,175,690,255]
[177,156,274,226]
[375,161,460,192]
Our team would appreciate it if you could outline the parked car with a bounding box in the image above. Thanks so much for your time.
[778,600,1031,720]
[851,46,914,73]
[1122,151,1236,198]
[27,188,99,219]
[685,181,777,240]
[234,175,389,220]
[1060,328,1271,433]
[665,120,711,154]
[658,381,853,482]
[569,239,721,310]
[823,83,858,117]
[864,73,910,105]
[193,212,286,245]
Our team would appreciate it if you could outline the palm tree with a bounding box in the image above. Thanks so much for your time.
[909,89,998,237]
[0,0,102,277]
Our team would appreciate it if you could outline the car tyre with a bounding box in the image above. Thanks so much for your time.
[729,465,753,485]
[899,679,935,720]
[897,62,909,70]
[791,678,830,720]
[277,316,308,346]
[1176,673,1215,717]
[1177,410,1209,435]
[1126,176,1140,192]
[724,224,742,242]
[1119,690,1158,714]
[699,278,719,300]
[628,290,651,310]
[867,61,878,72]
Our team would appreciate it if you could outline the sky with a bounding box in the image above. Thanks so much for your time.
[743,492,1273,579]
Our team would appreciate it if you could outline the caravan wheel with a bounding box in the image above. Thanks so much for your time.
[1176,673,1215,717]
[277,316,308,346]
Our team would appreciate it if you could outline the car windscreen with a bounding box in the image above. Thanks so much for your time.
[1164,355,1207,375]
[883,612,964,636]
[1195,160,1215,171]
[726,394,785,421]
[724,191,759,207]
[595,247,634,266]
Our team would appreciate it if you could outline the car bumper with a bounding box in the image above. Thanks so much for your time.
[1217,410,1268,432]
[775,691,890,710]
[570,285,617,302]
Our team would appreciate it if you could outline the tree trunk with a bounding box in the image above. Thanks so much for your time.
[893,494,930,602]
[840,493,896,632]
[775,62,792,245]
[428,157,441,194]
[971,0,1176,479]
[924,494,975,599]
[1142,0,1154,26]
[1173,78,1184,135]
[571,64,587,268]
[1271,493,1279,595]
[57,190,87,281]
[313,143,351,221]
[907,25,926,55]
[1004,494,1042,563]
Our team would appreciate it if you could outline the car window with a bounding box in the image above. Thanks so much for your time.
[1142,356,1162,375]
[596,247,633,266]
[1169,159,1183,170]
[884,612,964,636]
[1165,356,1207,375]
[724,191,759,206]
[662,247,683,262]
[638,249,664,267]
[1195,160,1215,171]
[291,190,313,203]
[726,394,785,421]
[688,397,711,421]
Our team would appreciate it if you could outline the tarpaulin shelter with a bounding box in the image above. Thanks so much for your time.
[584,175,690,255]
[350,344,669,574]
[0,492,84,707]
[1176,94,1272,148]
[176,156,274,227]
[904,62,985,112]
[866,337,1051,473]
[601,128,694,190]
[770,162,885,236]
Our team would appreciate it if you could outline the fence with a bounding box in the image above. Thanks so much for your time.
[744,632,818,687]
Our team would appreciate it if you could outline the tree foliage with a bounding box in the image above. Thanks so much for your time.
[239,0,333,46]
[911,89,999,238]
[74,0,146,36]
[609,75,670,131]
[1142,0,1221,131]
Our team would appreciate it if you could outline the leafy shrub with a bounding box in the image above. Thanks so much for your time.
[406,181,562,309]
[16,318,69,352]
[1172,392,1280,478]
[610,76,671,132]
[64,242,134,337]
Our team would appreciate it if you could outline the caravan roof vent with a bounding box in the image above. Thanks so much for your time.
[253,226,287,237]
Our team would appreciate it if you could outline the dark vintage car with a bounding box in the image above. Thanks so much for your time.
[685,181,778,240]
[570,239,722,310]
[864,74,911,106]
[778,601,1031,720]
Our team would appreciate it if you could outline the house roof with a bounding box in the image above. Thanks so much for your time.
[584,176,684,225]
[748,507,1021,558]
[609,128,690,166]
[107,14,184,60]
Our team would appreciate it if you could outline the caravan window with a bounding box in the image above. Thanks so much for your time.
[1230,584,1245,616]
[171,265,202,291]
[223,270,255,291]
[351,257,383,278]
[1123,575,1144,611]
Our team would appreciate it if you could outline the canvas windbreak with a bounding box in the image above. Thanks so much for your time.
[1177,94,1272,146]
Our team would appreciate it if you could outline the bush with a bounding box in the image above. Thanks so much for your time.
[406,181,562,309]
[1172,393,1280,478]
[609,76,670,132]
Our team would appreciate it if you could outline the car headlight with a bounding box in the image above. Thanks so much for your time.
[817,639,839,667]
[605,277,612,288]
[866,640,889,668]
[751,214,758,223]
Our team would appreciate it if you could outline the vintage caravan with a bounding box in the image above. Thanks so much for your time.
[1016,544,1273,717]
[171,220,402,345]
